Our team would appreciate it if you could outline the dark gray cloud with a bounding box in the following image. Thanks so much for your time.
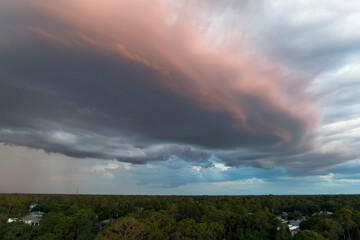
[0,0,359,173]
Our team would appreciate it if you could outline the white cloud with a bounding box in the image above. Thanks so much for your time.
[50,131,77,144]
[213,178,263,186]
[84,162,120,173]
[193,166,201,172]
[211,161,230,171]
[83,162,120,178]
[319,173,334,181]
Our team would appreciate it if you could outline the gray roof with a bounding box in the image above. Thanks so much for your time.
[21,216,41,222]
[29,211,44,217]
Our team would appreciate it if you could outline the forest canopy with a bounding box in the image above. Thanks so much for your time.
[1,194,360,239]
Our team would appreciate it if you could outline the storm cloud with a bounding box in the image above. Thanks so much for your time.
[0,0,359,173]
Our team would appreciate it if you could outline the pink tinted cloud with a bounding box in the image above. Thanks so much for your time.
[25,0,316,149]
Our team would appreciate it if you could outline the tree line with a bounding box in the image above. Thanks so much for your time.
[1,194,360,239]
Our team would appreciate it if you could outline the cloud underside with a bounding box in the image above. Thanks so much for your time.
[0,0,359,172]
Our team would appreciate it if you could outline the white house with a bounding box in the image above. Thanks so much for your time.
[21,216,41,226]
[7,218,18,223]
[29,204,37,210]
[289,226,300,236]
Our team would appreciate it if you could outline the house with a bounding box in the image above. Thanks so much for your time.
[99,219,111,228]
[282,212,288,217]
[312,211,333,216]
[6,209,45,226]
[7,218,18,223]
[321,211,332,215]
[29,204,37,210]
[29,211,44,218]
[21,216,41,226]
[288,220,300,226]
[276,212,302,236]
[20,211,45,226]
[289,225,300,236]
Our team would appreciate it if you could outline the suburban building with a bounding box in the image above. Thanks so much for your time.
[289,226,300,236]
[6,218,18,223]
[21,216,41,226]
[7,209,45,226]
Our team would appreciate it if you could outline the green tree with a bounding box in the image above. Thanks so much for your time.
[53,216,76,240]
[96,217,149,240]
[148,211,174,237]
[72,209,98,239]
[0,222,32,240]
[334,207,356,239]
[0,213,8,223]
[176,218,196,239]
[34,233,57,240]
[293,230,326,240]
[313,218,343,240]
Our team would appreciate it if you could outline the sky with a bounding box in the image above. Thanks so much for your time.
[0,0,360,194]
